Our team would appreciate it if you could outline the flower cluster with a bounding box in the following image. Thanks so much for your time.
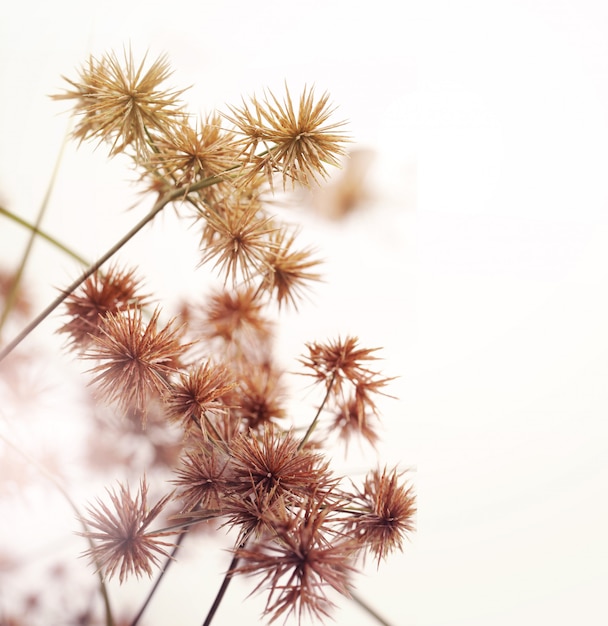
[0,48,415,626]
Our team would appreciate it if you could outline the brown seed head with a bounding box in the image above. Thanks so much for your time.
[350,466,416,564]
[79,478,176,583]
[85,307,187,419]
[59,264,149,351]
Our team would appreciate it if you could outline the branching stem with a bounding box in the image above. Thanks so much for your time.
[0,173,224,363]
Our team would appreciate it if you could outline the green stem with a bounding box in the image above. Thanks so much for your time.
[0,132,70,338]
[349,590,394,626]
[0,206,89,266]
[0,172,224,363]
[0,434,115,626]
[298,370,337,451]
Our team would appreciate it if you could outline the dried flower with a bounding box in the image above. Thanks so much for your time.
[53,48,186,158]
[234,492,356,623]
[299,335,383,396]
[225,85,349,189]
[85,307,187,418]
[59,264,149,350]
[229,364,287,431]
[164,361,235,429]
[79,478,176,583]
[256,227,322,309]
[146,112,238,186]
[197,287,273,359]
[199,203,277,285]
[172,441,230,513]
[349,466,416,564]
[228,425,331,504]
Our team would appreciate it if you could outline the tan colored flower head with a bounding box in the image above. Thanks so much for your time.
[79,478,176,583]
[224,85,350,189]
[199,202,278,286]
[146,112,238,187]
[172,441,230,513]
[195,287,274,362]
[299,335,383,396]
[53,48,187,159]
[228,425,332,505]
[256,227,322,309]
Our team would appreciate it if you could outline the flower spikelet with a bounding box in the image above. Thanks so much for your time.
[225,85,349,189]
[349,466,416,564]
[228,425,331,504]
[164,361,235,429]
[256,227,322,309]
[172,441,230,513]
[58,264,149,351]
[146,112,238,186]
[234,492,356,623]
[299,335,383,396]
[199,203,278,285]
[53,48,186,159]
[85,307,187,418]
[79,478,176,583]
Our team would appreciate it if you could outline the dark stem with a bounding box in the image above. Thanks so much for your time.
[130,528,188,626]
[201,546,244,626]
[349,590,394,626]
[298,369,337,451]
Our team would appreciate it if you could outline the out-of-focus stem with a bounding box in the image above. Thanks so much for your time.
[0,173,224,363]
[0,206,88,266]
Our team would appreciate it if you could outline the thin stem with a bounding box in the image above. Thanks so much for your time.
[201,549,242,626]
[0,131,70,338]
[298,370,337,451]
[0,173,224,363]
[129,528,188,626]
[349,589,394,626]
[0,206,89,266]
[0,434,115,626]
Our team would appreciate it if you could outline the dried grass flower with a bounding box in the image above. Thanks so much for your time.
[225,85,350,189]
[53,48,187,159]
[199,203,278,286]
[234,492,356,623]
[58,264,149,350]
[172,441,230,513]
[85,307,187,418]
[349,466,416,564]
[79,478,176,583]
[146,112,238,187]
[300,335,383,396]
[228,425,332,504]
[256,227,322,309]
[164,361,235,430]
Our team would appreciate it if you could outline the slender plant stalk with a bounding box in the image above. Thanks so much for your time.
[0,206,89,266]
[0,131,70,338]
[201,548,243,626]
[0,434,115,626]
[349,590,394,626]
[0,173,224,363]
[298,370,338,450]
[129,528,188,626]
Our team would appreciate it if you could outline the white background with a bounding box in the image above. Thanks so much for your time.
[1,1,608,624]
